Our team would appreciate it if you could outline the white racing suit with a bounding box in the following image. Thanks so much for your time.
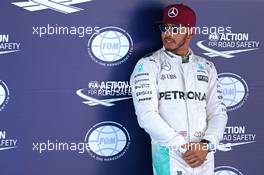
[130,47,228,175]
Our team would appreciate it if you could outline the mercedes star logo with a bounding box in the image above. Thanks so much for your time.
[168,7,178,18]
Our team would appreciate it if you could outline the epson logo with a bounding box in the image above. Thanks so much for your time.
[159,91,206,101]
[136,90,152,97]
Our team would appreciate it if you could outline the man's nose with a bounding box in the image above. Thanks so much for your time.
[164,28,173,37]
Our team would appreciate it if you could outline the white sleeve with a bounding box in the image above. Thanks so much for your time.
[130,58,186,148]
[204,63,228,145]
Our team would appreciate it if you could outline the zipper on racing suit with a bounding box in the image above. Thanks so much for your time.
[182,62,197,175]
[180,63,191,142]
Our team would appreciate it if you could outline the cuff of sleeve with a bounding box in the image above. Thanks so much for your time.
[203,135,219,146]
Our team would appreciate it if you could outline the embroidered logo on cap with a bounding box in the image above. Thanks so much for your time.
[168,7,178,18]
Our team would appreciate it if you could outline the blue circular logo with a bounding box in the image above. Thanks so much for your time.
[88,27,133,66]
[218,73,248,111]
[85,121,130,161]
[0,80,10,111]
[215,166,243,175]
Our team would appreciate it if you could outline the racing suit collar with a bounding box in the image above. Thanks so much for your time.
[162,47,193,63]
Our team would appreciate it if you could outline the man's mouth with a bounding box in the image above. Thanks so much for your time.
[164,38,175,44]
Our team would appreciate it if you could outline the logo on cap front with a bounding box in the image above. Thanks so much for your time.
[168,7,178,18]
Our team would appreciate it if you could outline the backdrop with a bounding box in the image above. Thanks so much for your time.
[0,0,263,175]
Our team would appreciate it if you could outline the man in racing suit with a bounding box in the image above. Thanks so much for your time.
[130,4,228,175]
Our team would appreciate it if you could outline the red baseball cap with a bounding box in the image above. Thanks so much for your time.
[157,4,196,27]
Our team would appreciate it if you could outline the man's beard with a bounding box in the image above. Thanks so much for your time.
[163,34,188,52]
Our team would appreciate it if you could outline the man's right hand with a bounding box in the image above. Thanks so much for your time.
[181,142,208,168]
